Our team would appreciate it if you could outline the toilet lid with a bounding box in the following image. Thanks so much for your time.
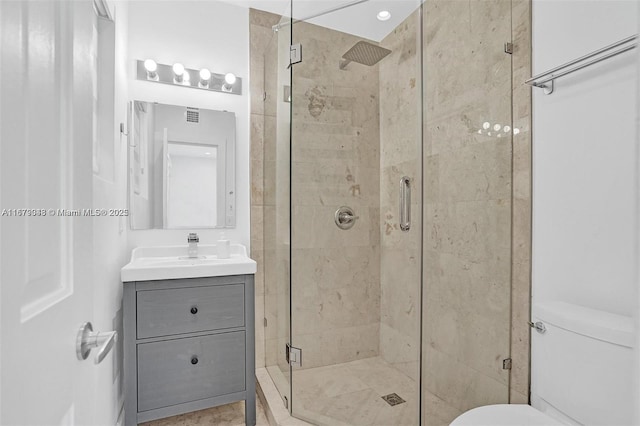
[450,404,564,426]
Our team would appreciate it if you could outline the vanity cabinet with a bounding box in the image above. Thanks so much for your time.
[123,274,255,426]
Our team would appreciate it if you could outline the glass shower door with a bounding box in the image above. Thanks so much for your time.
[262,3,293,411]
[421,0,515,423]
[288,2,424,425]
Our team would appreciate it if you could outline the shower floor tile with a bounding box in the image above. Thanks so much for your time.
[291,356,461,426]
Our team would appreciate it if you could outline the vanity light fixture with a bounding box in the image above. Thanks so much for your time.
[144,59,158,80]
[377,10,391,21]
[136,60,242,95]
[199,68,212,88]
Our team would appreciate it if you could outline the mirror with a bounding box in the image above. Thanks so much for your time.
[128,101,236,229]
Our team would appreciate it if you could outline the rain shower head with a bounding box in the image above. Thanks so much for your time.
[339,41,392,70]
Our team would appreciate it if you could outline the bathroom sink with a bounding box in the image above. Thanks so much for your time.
[120,244,257,282]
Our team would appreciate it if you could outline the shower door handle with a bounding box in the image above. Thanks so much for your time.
[400,176,411,232]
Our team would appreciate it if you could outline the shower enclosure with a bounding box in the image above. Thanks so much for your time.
[260,0,517,424]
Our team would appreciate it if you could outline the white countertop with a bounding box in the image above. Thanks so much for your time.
[121,244,257,282]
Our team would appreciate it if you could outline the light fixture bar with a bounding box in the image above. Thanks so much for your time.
[136,60,242,96]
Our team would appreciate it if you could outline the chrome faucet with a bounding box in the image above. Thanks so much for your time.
[187,233,199,258]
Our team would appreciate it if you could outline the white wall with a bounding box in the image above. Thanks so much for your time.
[532,0,638,423]
[92,1,131,424]
[126,0,250,249]
[532,0,638,316]
[636,20,640,425]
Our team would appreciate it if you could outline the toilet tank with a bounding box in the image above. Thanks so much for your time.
[531,301,634,425]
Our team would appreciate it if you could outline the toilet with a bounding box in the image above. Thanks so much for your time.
[450,404,561,425]
[451,301,634,426]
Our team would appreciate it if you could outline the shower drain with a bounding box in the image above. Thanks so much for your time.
[381,393,406,406]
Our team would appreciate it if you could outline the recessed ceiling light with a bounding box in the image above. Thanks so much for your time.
[204,152,212,156]
[377,10,391,21]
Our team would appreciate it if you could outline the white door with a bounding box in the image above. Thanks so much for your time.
[1,1,102,424]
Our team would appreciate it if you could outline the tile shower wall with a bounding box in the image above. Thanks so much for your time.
[379,11,422,381]
[289,21,381,369]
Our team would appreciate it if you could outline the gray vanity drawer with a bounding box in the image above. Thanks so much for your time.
[136,284,245,338]
[137,331,246,412]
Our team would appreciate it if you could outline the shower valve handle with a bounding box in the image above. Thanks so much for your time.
[335,206,358,230]
[339,211,359,222]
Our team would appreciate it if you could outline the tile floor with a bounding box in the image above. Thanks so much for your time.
[141,396,270,426]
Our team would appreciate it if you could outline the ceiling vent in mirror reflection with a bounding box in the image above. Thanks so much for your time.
[186,108,200,124]
[136,59,242,95]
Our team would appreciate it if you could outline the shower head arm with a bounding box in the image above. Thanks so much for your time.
[339,59,352,70]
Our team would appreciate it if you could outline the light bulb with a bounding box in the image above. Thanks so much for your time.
[199,68,211,88]
[199,68,211,81]
[483,122,490,130]
[144,59,158,80]
[513,128,521,135]
[172,63,185,83]
[144,59,157,73]
[377,10,391,21]
[172,63,185,76]
[224,73,237,85]
[503,125,511,133]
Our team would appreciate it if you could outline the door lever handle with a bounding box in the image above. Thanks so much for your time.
[76,322,118,364]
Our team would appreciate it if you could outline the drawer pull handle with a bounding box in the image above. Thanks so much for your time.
[191,356,199,365]
[190,306,198,315]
